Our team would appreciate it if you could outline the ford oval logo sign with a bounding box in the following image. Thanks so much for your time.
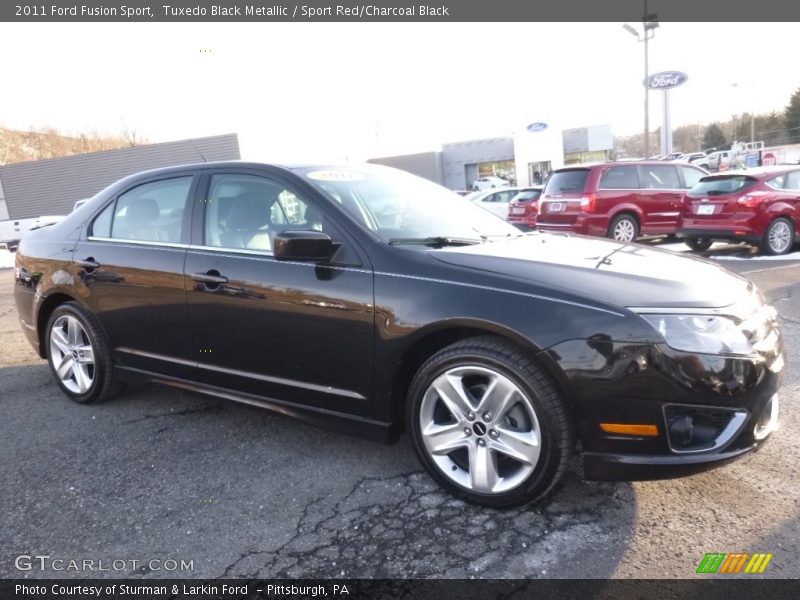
[526,122,548,133]
[646,71,688,90]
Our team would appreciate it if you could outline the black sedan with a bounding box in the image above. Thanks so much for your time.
[14,162,783,508]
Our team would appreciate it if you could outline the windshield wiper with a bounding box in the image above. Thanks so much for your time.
[388,236,483,247]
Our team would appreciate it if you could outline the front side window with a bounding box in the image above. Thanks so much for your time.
[204,174,325,252]
[599,166,639,189]
[784,170,800,191]
[91,177,192,243]
[680,166,704,188]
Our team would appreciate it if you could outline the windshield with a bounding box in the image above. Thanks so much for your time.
[299,166,521,243]
[689,175,757,196]
[544,169,589,194]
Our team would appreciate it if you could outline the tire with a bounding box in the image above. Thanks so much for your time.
[760,218,795,256]
[406,336,572,508]
[608,213,639,243]
[685,237,713,252]
[45,302,121,404]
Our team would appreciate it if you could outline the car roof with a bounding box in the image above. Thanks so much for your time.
[554,160,692,172]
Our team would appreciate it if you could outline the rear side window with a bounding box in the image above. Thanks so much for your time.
[545,170,589,194]
[688,175,757,196]
[599,166,639,189]
[513,189,542,202]
[91,177,193,243]
[638,165,681,189]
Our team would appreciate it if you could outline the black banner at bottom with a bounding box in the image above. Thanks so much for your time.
[2,579,800,600]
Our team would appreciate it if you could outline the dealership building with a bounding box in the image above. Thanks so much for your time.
[369,124,613,190]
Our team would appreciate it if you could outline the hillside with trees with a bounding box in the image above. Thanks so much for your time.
[615,87,800,157]
[0,126,145,166]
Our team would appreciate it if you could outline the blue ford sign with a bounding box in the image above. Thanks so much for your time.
[526,122,548,132]
[647,71,688,90]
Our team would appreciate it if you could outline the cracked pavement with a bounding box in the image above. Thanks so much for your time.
[1,256,799,580]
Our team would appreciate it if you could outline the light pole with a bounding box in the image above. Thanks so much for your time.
[623,2,659,158]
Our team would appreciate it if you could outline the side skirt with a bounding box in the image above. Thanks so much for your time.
[116,366,398,444]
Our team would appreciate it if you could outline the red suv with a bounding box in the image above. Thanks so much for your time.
[506,186,543,230]
[536,162,707,242]
[679,166,800,255]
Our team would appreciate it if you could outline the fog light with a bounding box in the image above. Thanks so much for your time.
[663,404,748,453]
[668,415,694,447]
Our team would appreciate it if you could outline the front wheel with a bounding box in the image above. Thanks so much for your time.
[407,337,572,508]
[46,302,121,404]
[685,237,713,252]
[761,218,795,255]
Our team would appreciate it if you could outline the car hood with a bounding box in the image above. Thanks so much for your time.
[430,233,752,309]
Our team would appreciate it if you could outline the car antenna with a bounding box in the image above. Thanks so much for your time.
[189,139,208,163]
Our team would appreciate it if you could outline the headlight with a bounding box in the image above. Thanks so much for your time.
[641,314,753,356]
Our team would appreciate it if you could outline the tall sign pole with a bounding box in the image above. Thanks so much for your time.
[647,71,688,156]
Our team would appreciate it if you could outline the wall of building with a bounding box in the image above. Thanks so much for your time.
[442,137,515,190]
[513,122,565,186]
[0,133,240,219]
[367,151,444,185]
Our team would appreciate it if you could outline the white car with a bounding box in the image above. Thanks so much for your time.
[468,187,524,219]
[471,175,510,191]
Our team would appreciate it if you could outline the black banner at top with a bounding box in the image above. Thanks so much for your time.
[3,0,800,22]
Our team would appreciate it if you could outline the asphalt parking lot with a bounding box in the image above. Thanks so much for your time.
[1,244,798,580]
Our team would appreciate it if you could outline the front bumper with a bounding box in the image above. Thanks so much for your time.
[542,333,784,482]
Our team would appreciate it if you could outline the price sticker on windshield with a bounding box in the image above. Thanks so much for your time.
[307,170,366,182]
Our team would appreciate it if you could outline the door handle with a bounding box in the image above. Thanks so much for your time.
[191,270,228,286]
[76,257,99,270]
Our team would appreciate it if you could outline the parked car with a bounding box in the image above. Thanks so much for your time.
[536,161,708,242]
[678,166,800,255]
[697,150,734,172]
[468,186,525,219]
[471,175,510,191]
[678,152,706,164]
[452,190,473,197]
[507,186,544,230]
[14,162,783,508]
[661,152,684,161]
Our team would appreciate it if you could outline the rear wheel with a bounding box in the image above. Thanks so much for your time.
[761,218,795,255]
[46,302,121,404]
[685,237,713,252]
[407,337,571,508]
[608,213,639,243]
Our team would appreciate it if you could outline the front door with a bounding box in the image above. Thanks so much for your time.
[184,169,375,415]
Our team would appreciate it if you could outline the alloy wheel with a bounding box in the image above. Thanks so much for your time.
[419,366,541,495]
[49,315,95,394]
[613,218,636,243]
[768,220,792,254]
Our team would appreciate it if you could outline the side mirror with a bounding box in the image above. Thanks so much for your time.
[273,230,340,262]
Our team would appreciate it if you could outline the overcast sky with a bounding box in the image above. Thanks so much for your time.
[1,22,798,161]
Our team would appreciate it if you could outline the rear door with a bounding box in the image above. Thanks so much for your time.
[537,168,590,227]
[74,171,199,378]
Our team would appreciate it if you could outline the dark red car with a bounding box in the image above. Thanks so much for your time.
[506,186,543,230]
[678,166,800,255]
[536,162,707,242]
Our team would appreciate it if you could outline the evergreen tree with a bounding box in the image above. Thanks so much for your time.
[702,123,727,151]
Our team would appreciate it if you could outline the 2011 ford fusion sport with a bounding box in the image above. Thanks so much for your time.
[14,162,784,507]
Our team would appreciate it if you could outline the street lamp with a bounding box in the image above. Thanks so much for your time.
[623,2,659,158]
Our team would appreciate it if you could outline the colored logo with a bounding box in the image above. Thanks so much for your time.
[526,122,548,133]
[646,71,689,90]
[697,552,773,574]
